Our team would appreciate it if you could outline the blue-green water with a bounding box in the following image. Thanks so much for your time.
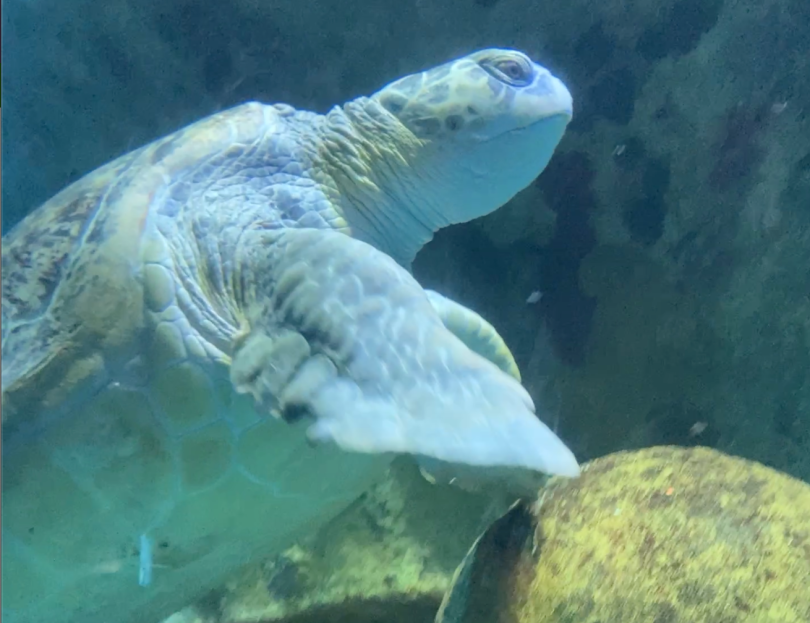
[3,0,809,621]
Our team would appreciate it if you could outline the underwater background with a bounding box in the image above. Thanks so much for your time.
[3,0,809,621]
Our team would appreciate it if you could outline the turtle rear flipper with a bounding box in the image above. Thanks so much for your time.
[234,228,579,479]
[424,289,521,383]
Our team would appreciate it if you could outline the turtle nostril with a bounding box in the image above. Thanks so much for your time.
[445,115,464,131]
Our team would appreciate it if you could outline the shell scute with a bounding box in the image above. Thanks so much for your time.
[3,189,104,322]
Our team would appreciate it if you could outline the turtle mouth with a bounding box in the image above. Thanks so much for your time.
[481,111,572,143]
[520,110,573,131]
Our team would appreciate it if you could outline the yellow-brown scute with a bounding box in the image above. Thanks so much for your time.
[2,154,148,427]
[4,184,107,321]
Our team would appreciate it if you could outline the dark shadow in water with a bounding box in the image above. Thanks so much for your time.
[228,596,440,623]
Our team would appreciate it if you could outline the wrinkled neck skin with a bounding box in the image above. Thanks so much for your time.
[315,98,446,268]
[318,97,560,269]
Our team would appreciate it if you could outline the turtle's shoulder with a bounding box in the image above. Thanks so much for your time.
[0,102,296,428]
[1,103,283,324]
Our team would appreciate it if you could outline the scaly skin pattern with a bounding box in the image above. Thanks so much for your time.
[1,49,574,623]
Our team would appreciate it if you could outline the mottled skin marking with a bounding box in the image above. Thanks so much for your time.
[1,48,574,623]
[377,50,563,144]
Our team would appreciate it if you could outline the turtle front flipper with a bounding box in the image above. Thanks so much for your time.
[424,289,521,383]
[233,228,579,480]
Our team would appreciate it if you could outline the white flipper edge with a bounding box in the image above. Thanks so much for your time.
[237,228,580,480]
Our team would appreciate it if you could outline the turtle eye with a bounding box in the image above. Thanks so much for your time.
[498,60,526,81]
[481,56,533,87]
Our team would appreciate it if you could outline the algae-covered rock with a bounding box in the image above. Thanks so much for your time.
[437,446,810,623]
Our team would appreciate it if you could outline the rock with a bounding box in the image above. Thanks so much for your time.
[437,446,810,623]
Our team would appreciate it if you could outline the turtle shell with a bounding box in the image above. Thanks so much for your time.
[1,102,389,623]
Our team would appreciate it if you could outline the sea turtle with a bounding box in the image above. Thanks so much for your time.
[1,48,578,623]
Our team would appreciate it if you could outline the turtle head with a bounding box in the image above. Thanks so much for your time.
[371,48,572,227]
[326,48,572,264]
